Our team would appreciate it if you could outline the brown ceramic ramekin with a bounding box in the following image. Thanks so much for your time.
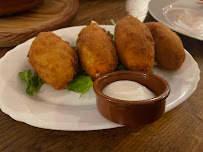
[93,71,170,127]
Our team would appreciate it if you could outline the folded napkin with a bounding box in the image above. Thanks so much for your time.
[126,0,151,22]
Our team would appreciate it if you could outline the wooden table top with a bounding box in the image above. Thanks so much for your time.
[0,0,203,151]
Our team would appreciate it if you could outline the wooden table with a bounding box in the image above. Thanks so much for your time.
[0,0,203,151]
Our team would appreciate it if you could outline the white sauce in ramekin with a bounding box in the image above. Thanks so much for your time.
[102,80,155,101]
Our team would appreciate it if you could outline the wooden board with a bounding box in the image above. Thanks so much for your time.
[0,0,79,47]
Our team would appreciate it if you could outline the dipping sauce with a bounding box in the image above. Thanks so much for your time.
[102,80,155,101]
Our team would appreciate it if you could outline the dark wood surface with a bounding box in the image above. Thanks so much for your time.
[0,0,203,151]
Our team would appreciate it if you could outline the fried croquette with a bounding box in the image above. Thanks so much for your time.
[146,22,185,70]
[76,22,118,80]
[115,15,155,72]
[28,32,79,90]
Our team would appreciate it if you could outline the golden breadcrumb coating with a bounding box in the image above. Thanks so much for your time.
[28,32,79,90]
[146,22,185,70]
[115,15,155,72]
[77,22,118,80]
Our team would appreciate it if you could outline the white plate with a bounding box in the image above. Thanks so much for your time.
[149,0,203,41]
[0,26,200,131]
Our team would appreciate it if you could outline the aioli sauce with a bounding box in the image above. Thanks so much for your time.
[102,80,155,101]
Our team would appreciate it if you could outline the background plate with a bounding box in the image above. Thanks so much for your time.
[149,0,203,41]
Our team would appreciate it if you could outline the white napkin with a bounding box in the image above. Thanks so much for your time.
[126,0,151,22]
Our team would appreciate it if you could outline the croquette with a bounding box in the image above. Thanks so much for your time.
[28,32,79,90]
[77,22,118,80]
[145,22,185,70]
[115,15,155,72]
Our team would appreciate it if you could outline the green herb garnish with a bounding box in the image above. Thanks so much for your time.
[71,42,76,49]
[149,70,153,73]
[110,33,115,41]
[18,70,43,96]
[108,19,116,41]
[67,74,93,95]
[116,64,127,71]
[110,19,116,25]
